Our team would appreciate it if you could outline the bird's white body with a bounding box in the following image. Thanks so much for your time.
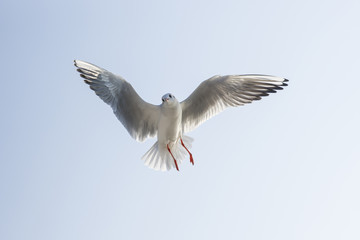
[74,60,288,171]
[142,93,194,171]
[158,95,182,146]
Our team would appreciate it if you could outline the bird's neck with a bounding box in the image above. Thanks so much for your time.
[161,102,181,118]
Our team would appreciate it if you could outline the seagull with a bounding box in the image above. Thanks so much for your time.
[74,60,288,171]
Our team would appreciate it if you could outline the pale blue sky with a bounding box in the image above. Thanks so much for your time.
[1,0,360,239]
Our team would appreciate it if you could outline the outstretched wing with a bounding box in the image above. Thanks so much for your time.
[74,60,160,142]
[180,75,288,133]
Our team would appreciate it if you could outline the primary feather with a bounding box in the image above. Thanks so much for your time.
[181,75,288,133]
[75,60,160,142]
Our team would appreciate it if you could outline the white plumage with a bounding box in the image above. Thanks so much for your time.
[74,60,288,171]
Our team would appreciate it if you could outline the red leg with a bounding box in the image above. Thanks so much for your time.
[167,144,179,171]
[180,138,194,165]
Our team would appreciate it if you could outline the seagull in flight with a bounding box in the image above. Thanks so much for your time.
[74,60,288,171]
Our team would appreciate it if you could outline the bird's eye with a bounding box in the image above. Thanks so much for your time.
[169,94,172,98]
[162,98,164,102]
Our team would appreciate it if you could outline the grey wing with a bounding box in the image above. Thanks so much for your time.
[74,60,160,142]
[180,75,288,133]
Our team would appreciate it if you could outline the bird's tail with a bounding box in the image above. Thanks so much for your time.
[141,136,194,171]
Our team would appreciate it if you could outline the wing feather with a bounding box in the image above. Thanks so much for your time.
[180,75,288,133]
[74,60,160,142]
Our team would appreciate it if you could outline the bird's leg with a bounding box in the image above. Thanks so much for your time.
[180,138,194,165]
[167,144,179,171]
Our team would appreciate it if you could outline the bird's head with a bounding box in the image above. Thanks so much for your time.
[161,93,177,105]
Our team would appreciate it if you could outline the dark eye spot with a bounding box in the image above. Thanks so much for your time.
[162,98,164,102]
[169,94,172,98]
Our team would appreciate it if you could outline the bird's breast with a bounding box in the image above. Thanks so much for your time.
[157,104,182,144]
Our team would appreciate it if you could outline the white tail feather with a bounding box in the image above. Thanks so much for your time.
[142,136,194,171]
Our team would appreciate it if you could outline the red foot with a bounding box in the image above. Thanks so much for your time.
[167,144,179,171]
[180,138,194,165]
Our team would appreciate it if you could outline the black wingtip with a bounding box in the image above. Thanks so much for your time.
[273,86,283,90]
[77,68,90,75]
[282,78,289,86]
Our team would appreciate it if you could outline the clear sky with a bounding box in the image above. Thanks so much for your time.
[1,0,360,239]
